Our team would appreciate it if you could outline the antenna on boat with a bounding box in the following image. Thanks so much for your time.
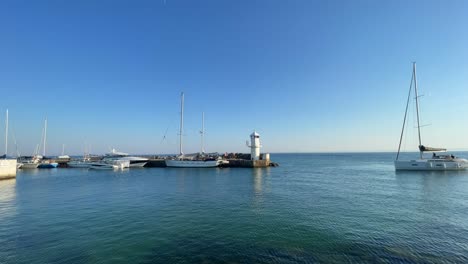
[200,112,205,154]
[4,109,8,157]
[160,126,170,144]
[43,118,47,157]
[179,92,184,155]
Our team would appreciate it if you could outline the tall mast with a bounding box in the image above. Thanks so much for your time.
[413,63,423,159]
[200,112,205,154]
[396,69,414,160]
[43,118,47,156]
[179,92,184,155]
[5,109,8,157]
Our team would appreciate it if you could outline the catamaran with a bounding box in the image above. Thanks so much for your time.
[165,93,222,168]
[394,63,468,171]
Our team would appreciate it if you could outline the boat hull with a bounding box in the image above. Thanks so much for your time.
[0,159,17,179]
[88,163,118,170]
[165,159,221,168]
[67,162,93,168]
[20,163,40,169]
[129,160,147,167]
[38,163,59,169]
[394,160,468,171]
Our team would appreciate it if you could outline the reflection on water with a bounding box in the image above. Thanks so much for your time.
[0,178,16,220]
[253,168,263,195]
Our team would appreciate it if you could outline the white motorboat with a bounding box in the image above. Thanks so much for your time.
[17,155,41,169]
[394,63,468,171]
[103,149,147,168]
[20,162,40,169]
[165,93,222,168]
[68,160,94,168]
[88,162,119,170]
[1,110,17,179]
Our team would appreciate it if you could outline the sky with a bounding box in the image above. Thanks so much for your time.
[1,0,468,155]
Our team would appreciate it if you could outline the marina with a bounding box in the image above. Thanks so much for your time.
[1,1,468,263]
[5,130,277,172]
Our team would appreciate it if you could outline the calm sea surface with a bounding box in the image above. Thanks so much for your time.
[1,153,468,263]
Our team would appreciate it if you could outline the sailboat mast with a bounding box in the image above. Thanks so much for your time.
[5,109,8,156]
[201,112,205,154]
[396,70,414,160]
[413,63,423,159]
[179,92,184,155]
[43,118,47,157]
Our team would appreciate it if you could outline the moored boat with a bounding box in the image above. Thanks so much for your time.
[38,160,59,168]
[67,160,94,168]
[394,63,468,171]
[88,162,119,170]
[165,93,222,168]
[103,149,147,168]
[20,162,40,169]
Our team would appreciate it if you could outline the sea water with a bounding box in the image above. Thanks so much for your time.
[1,153,468,263]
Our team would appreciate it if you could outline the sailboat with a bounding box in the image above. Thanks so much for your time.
[57,144,70,162]
[38,119,58,168]
[165,93,222,168]
[394,63,468,171]
[0,109,17,179]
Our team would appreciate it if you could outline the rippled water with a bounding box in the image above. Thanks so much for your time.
[1,153,468,263]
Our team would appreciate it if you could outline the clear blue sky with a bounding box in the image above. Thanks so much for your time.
[1,0,468,155]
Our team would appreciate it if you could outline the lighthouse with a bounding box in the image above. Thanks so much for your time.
[247,131,261,160]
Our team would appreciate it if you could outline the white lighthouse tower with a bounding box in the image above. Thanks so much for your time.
[246,131,262,160]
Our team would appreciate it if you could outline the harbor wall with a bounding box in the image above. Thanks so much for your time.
[0,160,17,180]
[223,159,271,168]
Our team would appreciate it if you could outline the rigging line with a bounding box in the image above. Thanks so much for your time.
[160,125,170,145]
[38,123,45,156]
[396,68,414,160]
[11,125,20,157]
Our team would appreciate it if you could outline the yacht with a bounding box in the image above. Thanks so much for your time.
[394,63,468,171]
[102,149,147,168]
[18,156,41,169]
[68,154,94,168]
[165,93,222,168]
[88,162,119,170]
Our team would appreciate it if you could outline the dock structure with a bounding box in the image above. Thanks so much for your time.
[143,154,277,168]
[223,159,271,168]
[0,160,17,180]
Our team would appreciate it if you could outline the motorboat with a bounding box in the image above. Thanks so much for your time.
[88,162,119,170]
[103,149,147,168]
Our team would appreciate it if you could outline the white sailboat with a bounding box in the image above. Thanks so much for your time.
[394,63,468,171]
[37,119,58,169]
[0,109,17,179]
[165,93,221,168]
